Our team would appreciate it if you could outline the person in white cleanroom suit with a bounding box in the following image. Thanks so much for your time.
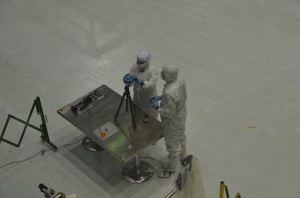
[149,64,187,177]
[123,50,159,118]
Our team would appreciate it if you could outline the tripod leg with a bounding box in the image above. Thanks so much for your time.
[128,96,136,129]
[115,93,126,121]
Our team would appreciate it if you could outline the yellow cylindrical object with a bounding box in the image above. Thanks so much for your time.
[219,181,225,198]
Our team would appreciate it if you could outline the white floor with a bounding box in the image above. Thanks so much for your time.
[1,0,300,197]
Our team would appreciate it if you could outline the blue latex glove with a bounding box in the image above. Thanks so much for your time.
[123,73,144,86]
[149,95,162,103]
[133,76,144,86]
[123,73,135,85]
[149,95,162,110]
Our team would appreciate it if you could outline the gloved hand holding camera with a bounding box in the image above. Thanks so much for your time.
[123,73,144,86]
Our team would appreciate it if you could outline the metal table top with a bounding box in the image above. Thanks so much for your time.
[57,84,163,163]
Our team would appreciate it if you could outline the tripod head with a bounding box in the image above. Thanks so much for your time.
[123,84,132,96]
[124,84,130,89]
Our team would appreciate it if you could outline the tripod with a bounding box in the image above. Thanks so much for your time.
[114,85,136,129]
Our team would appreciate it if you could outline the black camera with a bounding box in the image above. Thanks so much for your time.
[39,183,66,198]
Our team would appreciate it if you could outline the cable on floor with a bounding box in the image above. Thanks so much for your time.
[0,138,83,169]
[140,156,166,170]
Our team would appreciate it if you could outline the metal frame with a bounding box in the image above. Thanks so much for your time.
[0,97,57,150]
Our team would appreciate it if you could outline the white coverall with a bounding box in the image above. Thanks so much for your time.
[158,64,187,172]
[130,50,158,118]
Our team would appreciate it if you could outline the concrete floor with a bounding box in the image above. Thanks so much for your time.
[1,0,299,197]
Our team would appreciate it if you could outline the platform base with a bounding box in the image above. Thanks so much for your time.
[122,161,154,184]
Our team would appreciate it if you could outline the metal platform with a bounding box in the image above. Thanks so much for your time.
[57,84,163,183]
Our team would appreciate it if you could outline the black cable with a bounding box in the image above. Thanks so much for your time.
[0,138,83,169]
[58,138,83,148]
[0,150,42,169]
[140,156,166,170]
[1,141,167,172]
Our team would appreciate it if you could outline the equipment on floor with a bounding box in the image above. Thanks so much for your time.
[0,97,57,150]
[165,155,193,198]
[39,183,66,198]
[39,183,78,198]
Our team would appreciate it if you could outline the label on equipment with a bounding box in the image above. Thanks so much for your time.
[92,122,119,140]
